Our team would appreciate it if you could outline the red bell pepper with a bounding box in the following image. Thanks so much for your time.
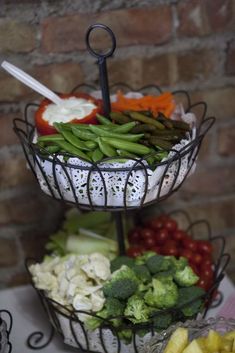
[35,92,102,135]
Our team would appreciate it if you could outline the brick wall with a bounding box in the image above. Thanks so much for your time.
[0,0,234,287]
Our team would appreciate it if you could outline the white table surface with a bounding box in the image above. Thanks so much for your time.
[0,277,234,353]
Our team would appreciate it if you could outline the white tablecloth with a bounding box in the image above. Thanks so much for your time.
[0,277,234,353]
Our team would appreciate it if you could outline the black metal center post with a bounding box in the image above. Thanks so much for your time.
[114,212,126,255]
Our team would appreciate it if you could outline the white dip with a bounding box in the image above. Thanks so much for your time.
[43,97,97,125]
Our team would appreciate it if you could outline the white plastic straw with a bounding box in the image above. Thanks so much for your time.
[1,61,63,105]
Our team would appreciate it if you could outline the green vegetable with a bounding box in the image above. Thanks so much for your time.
[132,264,151,283]
[84,140,98,149]
[135,251,156,265]
[176,286,205,317]
[97,138,117,157]
[146,254,172,274]
[149,136,173,150]
[71,126,96,141]
[92,147,104,162]
[128,111,165,130]
[59,129,91,151]
[54,140,91,161]
[44,145,61,153]
[101,137,151,155]
[37,134,64,142]
[124,294,151,324]
[89,124,144,142]
[152,311,173,330]
[110,111,131,124]
[173,265,199,287]
[103,265,139,300]
[110,256,135,272]
[96,114,113,125]
[113,121,138,134]
[131,124,156,134]
[144,277,178,309]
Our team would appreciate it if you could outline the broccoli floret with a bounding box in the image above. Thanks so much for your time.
[152,310,173,330]
[102,265,139,300]
[177,286,206,317]
[171,256,188,271]
[118,329,133,344]
[124,294,151,324]
[133,264,151,283]
[174,265,199,287]
[144,277,178,309]
[111,256,135,272]
[85,297,125,330]
[135,251,156,265]
[146,254,172,274]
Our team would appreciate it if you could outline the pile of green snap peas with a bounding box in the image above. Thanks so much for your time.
[36,111,190,166]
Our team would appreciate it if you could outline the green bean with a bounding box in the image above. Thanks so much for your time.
[110,112,131,124]
[117,149,138,159]
[59,130,90,151]
[87,150,94,159]
[89,125,144,142]
[97,138,117,157]
[92,147,104,162]
[102,137,150,155]
[130,124,156,134]
[61,123,91,130]
[112,121,137,133]
[170,120,190,131]
[152,128,185,136]
[96,114,113,125]
[149,137,173,150]
[156,114,174,129]
[84,140,97,149]
[45,145,61,153]
[55,141,91,161]
[72,127,97,141]
[128,112,165,130]
[37,134,64,142]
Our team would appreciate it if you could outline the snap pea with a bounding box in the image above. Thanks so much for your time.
[59,130,91,151]
[156,114,174,129]
[101,137,151,155]
[110,112,131,124]
[55,141,91,161]
[87,150,94,159]
[149,137,173,150]
[128,111,165,130]
[37,134,64,142]
[63,123,91,130]
[131,124,156,134]
[97,138,117,157]
[72,127,97,141]
[92,147,104,162]
[170,120,190,131]
[84,140,97,149]
[96,114,113,125]
[45,145,61,153]
[89,125,144,142]
[117,149,138,159]
[112,121,137,134]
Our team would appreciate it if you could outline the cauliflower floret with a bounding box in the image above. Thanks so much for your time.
[33,272,58,292]
[81,253,111,282]
[90,290,105,312]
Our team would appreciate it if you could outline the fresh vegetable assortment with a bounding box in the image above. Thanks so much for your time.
[30,249,207,344]
[161,326,235,353]
[127,213,215,292]
[34,91,192,167]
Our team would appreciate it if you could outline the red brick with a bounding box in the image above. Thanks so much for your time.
[0,238,19,267]
[0,113,21,146]
[204,0,235,33]
[177,49,217,82]
[191,87,235,120]
[197,132,212,162]
[179,165,235,198]
[0,19,36,53]
[218,125,235,156]
[0,156,35,189]
[0,190,60,225]
[177,0,209,37]
[108,53,176,88]
[42,7,172,53]
[226,40,235,75]
[0,62,84,102]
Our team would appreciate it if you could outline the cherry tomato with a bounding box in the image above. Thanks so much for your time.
[172,230,187,242]
[158,214,169,222]
[164,218,178,233]
[191,253,203,266]
[148,218,164,231]
[197,276,213,291]
[189,263,200,276]
[180,249,194,262]
[161,242,178,256]
[197,240,213,255]
[128,227,141,243]
[35,92,102,135]
[144,236,157,249]
[126,246,144,258]
[140,227,155,239]
[200,263,214,279]
[182,237,198,252]
[155,228,170,245]
[151,246,162,254]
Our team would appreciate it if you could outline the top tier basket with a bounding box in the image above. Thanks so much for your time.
[13,84,214,211]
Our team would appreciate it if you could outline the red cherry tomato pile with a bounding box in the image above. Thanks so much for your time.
[127,214,214,291]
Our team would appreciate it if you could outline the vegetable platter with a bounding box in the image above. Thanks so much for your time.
[13,85,214,210]
[25,208,230,353]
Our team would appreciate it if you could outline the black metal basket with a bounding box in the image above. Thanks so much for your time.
[0,310,13,353]
[25,210,230,353]
[13,85,214,213]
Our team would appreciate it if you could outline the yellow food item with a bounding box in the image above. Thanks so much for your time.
[220,338,233,352]
[182,339,204,353]
[224,332,235,341]
[164,327,188,353]
[206,329,222,352]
